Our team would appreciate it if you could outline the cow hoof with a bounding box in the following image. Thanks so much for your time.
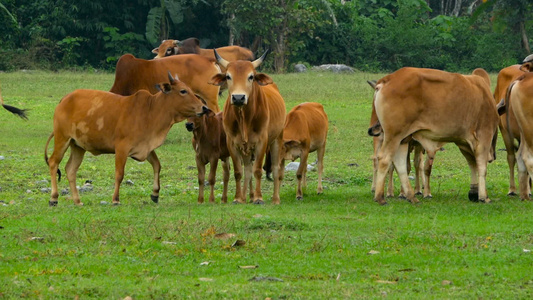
[232,200,245,204]
[468,190,479,202]
[507,191,517,196]
[150,195,159,203]
[376,199,388,205]
[424,195,433,199]
[49,201,58,207]
[253,199,265,205]
[480,198,491,204]
[398,194,406,199]
[296,196,303,201]
[415,191,423,196]
[112,202,121,206]
[409,197,420,204]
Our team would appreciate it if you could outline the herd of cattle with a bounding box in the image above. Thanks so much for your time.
[1,39,533,207]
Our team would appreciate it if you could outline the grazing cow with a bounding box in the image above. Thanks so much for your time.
[506,72,533,200]
[185,110,230,204]
[493,64,529,195]
[0,84,28,119]
[209,50,286,204]
[371,67,499,205]
[280,102,328,200]
[44,73,208,206]
[152,38,254,64]
[110,54,221,112]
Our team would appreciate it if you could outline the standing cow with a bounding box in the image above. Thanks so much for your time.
[371,67,499,205]
[209,50,286,205]
[45,73,208,206]
[280,102,328,200]
[185,110,230,204]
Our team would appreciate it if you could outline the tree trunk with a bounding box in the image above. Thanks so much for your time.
[520,21,531,54]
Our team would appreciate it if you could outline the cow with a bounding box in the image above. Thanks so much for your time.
[367,80,428,199]
[505,71,533,201]
[209,50,286,205]
[1,84,28,119]
[152,38,254,64]
[110,53,221,112]
[371,67,499,205]
[279,102,328,200]
[185,109,230,204]
[44,73,208,206]
[493,64,529,195]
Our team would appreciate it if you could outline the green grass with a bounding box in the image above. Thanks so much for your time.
[1,70,533,299]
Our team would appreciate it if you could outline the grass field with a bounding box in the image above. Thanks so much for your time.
[1,70,533,299]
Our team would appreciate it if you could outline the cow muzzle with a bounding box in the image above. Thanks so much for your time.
[185,122,194,132]
[231,94,247,106]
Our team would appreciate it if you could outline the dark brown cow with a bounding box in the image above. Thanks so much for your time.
[152,38,254,63]
[185,110,230,204]
[280,102,328,200]
[505,71,533,200]
[45,73,208,206]
[209,50,286,205]
[1,84,28,119]
[371,67,499,205]
[110,53,221,112]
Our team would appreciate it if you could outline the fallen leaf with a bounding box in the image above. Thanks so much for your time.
[200,261,210,266]
[214,233,236,240]
[249,276,283,282]
[367,250,379,255]
[376,280,397,284]
[232,240,246,247]
[253,214,263,218]
[28,237,44,242]
[199,278,213,282]
[398,268,416,272]
[442,280,453,285]
[123,297,133,300]
[239,265,258,269]
[162,241,177,245]
[523,249,531,253]
[336,273,341,281]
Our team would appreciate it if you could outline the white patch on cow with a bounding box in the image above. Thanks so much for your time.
[87,97,103,116]
[96,117,104,131]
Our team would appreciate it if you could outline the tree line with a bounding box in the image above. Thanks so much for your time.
[0,0,531,73]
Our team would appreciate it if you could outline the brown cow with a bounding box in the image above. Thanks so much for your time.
[209,50,286,205]
[185,110,230,204]
[493,64,529,195]
[0,83,28,119]
[280,102,328,200]
[152,38,254,63]
[505,71,533,201]
[44,73,208,206]
[371,67,499,205]
[110,53,221,112]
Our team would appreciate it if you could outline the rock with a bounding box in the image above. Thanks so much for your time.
[312,64,354,73]
[79,183,93,193]
[35,180,49,186]
[294,64,307,73]
[26,189,32,194]
[61,189,69,196]
[40,188,51,194]
[100,201,109,205]
[125,180,134,186]
[285,162,314,172]
[0,156,4,160]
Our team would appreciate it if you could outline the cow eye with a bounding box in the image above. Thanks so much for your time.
[226,74,232,81]
[248,75,254,81]
[180,89,188,95]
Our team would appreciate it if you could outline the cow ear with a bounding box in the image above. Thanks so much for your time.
[156,83,172,94]
[254,73,273,86]
[152,48,159,54]
[209,74,227,86]
[520,62,533,72]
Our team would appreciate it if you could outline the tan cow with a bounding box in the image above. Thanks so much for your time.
[505,72,533,200]
[209,50,286,205]
[152,38,254,63]
[45,73,208,206]
[371,67,499,205]
[110,53,221,112]
[0,83,28,119]
[280,102,328,200]
[185,110,230,204]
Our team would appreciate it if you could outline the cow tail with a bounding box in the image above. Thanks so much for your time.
[1,88,28,119]
[505,79,520,153]
[44,133,61,182]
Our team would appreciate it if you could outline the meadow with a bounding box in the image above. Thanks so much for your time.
[1,70,533,299]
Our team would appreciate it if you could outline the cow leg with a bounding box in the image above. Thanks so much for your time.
[296,148,310,200]
[501,126,518,196]
[48,135,71,206]
[316,143,326,195]
[422,149,437,199]
[195,156,206,204]
[229,147,245,204]
[474,145,491,203]
[112,149,128,205]
[392,142,418,204]
[517,143,532,201]
[386,165,395,198]
[371,136,381,193]
[242,155,255,203]
[374,138,402,205]
[65,143,86,206]
[147,151,161,204]
[269,139,282,205]
[457,145,480,202]
[221,158,230,203]
[208,158,219,203]
[413,143,424,196]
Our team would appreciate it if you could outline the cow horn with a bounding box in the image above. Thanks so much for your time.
[168,71,175,84]
[252,50,269,69]
[173,40,180,46]
[214,49,230,69]
[523,54,533,63]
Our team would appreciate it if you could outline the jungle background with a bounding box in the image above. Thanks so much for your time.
[0,0,531,73]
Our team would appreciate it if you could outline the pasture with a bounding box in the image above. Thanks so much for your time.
[1,70,533,299]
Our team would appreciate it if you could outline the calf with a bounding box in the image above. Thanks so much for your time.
[185,110,230,203]
[280,102,328,200]
[45,73,207,206]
